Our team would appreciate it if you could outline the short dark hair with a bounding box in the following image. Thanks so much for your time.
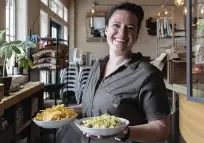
[106,2,144,34]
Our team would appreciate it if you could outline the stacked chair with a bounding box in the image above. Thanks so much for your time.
[60,65,79,105]
[77,66,92,104]
[60,64,92,105]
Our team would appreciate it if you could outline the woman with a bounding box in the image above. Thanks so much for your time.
[57,2,170,143]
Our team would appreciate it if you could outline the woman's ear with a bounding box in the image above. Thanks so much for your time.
[105,25,108,35]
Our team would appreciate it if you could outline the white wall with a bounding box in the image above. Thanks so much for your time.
[73,0,185,59]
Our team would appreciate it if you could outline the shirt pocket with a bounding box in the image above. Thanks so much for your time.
[108,89,139,108]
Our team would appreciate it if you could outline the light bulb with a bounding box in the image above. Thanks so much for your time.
[91,8,95,14]
[183,7,187,14]
[175,0,184,6]
[201,8,204,14]
[165,11,168,15]
[158,12,161,17]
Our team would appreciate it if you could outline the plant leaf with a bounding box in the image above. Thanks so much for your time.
[12,46,21,54]
[17,55,25,61]
[28,59,33,68]
[19,59,25,68]
[0,30,6,42]
[0,45,8,58]
[6,46,13,59]
[27,41,36,48]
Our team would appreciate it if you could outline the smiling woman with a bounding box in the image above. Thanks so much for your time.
[56,2,170,143]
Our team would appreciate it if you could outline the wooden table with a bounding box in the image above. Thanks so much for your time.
[0,82,44,143]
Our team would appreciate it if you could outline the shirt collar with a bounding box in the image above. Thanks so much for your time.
[99,52,144,71]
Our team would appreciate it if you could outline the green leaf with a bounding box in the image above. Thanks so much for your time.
[28,59,33,68]
[17,55,25,61]
[0,45,8,58]
[17,41,25,47]
[2,42,10,46]
[0,30,6,42]
[6,46,13,59]
[27,41,36,48]
[19,59,25,68]
[12,46,21,54]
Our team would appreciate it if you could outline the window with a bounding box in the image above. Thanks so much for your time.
[6,0,16,75]
[6,0,15,42]
[41,0,48,6]
[64,26,68,45]
[64,7,68,22]
[49,0,64,18]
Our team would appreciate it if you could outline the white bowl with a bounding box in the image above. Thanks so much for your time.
[75,117,129,136]
[33,117,76,129]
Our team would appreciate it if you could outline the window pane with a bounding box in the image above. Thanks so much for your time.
[41,0,48,6]
[6,0,9,29]
[52,27,57,38]
[6,36,9,41]
[50,1,57,13]
[10,36,14,41]
[64,26,68,45]
[64,7,68,22]
[58,3,63,18]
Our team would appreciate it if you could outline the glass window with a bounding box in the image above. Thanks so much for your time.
[64,26,68,45]
[6,0,15,41]
[49,0,58,14]
[6,0,16,75]
[41,0,48,6]
[64,7,68,22]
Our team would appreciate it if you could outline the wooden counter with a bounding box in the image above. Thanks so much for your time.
[0,82,44,143]
[1,82,44,110]
[179,95,204,143]
[165,81,204,143]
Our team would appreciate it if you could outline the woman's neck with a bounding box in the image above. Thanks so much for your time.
[108,51,132,67]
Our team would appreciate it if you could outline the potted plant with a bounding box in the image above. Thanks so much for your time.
[0,29,36,95]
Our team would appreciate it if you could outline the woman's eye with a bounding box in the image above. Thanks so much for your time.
[113,24,120,28]
[128,26,135,31]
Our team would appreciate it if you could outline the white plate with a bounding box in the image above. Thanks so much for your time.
[33,117,76,129]
[75,117,129,136]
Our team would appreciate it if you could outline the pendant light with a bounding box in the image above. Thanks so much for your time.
[175,0,184,6]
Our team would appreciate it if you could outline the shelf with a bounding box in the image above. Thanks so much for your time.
[0,125,14,143]
[16,120,31,135]
[41,37,68,42]
[159,36,186,39]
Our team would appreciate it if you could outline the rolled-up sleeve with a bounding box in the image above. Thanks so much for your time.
[139,72,171,121]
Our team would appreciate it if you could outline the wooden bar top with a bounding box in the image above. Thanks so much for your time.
[1,82,44,110]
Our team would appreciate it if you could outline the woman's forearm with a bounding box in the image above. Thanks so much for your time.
[128,116,170,142]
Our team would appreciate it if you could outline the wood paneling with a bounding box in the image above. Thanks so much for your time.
[179,95,204,143]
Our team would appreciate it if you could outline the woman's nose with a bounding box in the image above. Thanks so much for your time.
[118,27,128,35]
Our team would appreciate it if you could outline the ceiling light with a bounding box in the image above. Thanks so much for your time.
[175,0,184,6]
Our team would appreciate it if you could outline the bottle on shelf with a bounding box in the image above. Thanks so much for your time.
[12,57,19,75]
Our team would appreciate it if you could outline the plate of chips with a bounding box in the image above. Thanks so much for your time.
[33,104,78,128]
[76,114,129,136]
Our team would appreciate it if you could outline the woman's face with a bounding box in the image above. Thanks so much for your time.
[105,10,138,55]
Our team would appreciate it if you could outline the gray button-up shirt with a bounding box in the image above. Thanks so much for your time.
[82,53,170,125]
[57,53,170,143]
